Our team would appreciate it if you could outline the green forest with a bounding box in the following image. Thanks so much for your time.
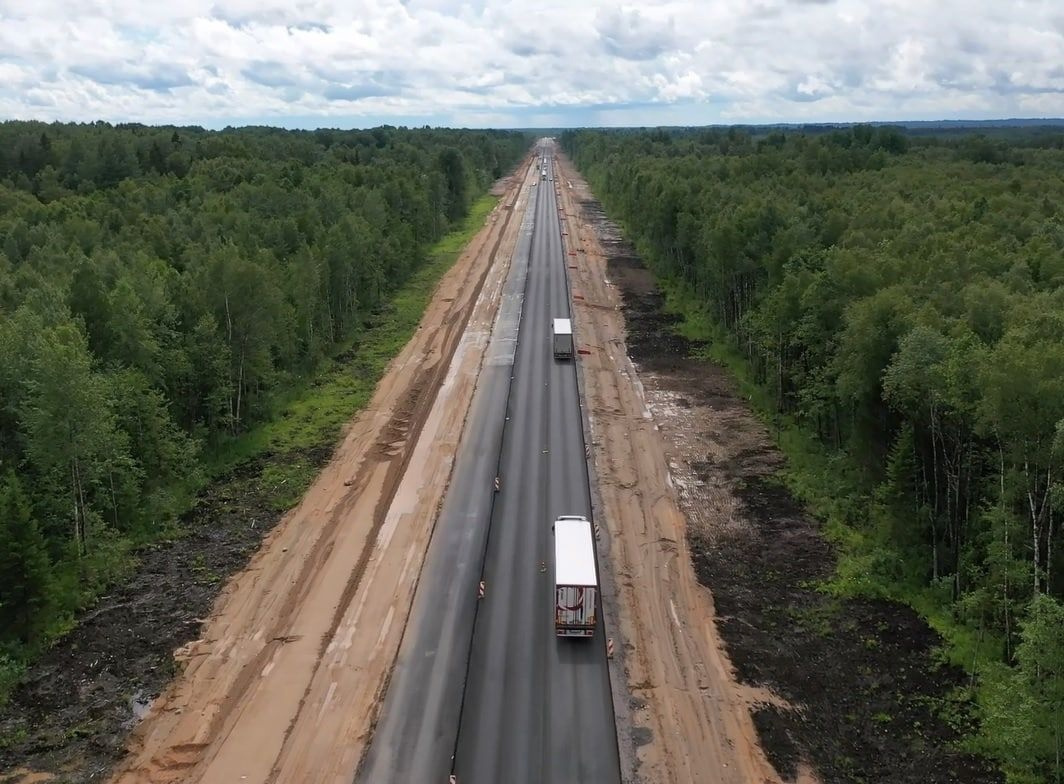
[0,121,527,690]
[563,126,1064,783]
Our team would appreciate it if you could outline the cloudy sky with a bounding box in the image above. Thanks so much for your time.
[1,0,1062,129]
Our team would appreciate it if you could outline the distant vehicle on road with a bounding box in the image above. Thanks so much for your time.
[541,168,547,179]
[552,318,573,359]
[552,516,598,638]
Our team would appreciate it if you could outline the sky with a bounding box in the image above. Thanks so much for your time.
[1,0,1062,129]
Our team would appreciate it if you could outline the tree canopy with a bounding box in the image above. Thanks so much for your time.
[0,121,527,666]
[563,125,1064,782]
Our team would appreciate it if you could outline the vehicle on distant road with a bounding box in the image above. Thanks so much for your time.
[553,516,598,638]
[552,318,573,359]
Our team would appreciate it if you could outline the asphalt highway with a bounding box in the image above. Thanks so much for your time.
[358,143,620,784]
[454,147,620,784]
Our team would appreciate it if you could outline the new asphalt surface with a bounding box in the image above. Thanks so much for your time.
[358,145,620,784]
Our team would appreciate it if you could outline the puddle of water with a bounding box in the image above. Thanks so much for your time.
[122,689,152,729]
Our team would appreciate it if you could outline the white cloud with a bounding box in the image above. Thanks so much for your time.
[0,0,1061,127]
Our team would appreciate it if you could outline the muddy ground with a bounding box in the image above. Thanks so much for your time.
[0,447,326,784]
[582,196,1003,784]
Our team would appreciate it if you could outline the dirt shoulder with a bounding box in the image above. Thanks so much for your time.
[555,154,1002,784]
[0,158,535,784]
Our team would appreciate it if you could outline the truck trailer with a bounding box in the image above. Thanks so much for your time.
[552,318,573,359]
[553,515,598,638]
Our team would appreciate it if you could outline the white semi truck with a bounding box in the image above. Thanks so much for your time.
[552,318,573,359]
[553,515,598,638]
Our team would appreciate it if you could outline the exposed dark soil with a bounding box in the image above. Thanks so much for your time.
[585,201,702,372]
[0,445,331,784]
[582,196,1002,784]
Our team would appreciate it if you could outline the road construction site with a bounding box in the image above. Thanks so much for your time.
[3,144,787,784]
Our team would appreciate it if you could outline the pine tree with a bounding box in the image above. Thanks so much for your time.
[0,471,54,646]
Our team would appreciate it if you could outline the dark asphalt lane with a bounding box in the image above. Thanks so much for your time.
[453,149,621,784]
[356,164,538,784]
[357,144,620,784]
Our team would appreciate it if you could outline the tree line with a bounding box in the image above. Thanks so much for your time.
[0,121,527,674]
[563,125,1064,782]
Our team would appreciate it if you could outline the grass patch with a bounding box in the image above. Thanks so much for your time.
[787,599,844,638]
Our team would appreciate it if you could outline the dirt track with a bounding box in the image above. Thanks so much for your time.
[102,160,536,784]
[554,155,789,784]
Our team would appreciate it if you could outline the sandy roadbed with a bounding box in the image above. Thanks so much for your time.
[108,160,536,784]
